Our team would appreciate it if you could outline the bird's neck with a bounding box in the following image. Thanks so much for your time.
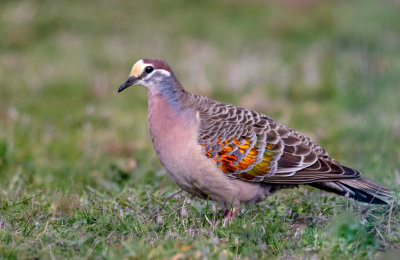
[147,78,196,128]
[148,79,187,113]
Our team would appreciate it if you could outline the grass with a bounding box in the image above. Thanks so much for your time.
[1,0,400,259]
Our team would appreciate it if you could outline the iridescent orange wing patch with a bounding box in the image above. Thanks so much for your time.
[201,137,275,178]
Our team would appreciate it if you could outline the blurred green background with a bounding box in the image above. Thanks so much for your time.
[1,0,399,259]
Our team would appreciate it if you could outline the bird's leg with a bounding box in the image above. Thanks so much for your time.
[222,208,230,218]
[222,207,238,226]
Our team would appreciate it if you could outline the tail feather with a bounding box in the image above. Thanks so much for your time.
[340,178,392,197]
[310,177,393,205]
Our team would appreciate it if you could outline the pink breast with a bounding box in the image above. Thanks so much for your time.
[147,91,198,169]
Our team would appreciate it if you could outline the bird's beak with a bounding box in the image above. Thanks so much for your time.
[118,76,137,93]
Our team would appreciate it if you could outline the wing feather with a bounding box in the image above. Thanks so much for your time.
[192,94,360,184]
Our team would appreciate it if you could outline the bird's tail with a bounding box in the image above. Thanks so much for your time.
[310,177,393,205]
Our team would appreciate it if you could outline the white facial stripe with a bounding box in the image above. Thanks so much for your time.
[142,69,171,83]
[156,69,171,77]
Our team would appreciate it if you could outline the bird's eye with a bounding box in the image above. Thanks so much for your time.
[145,66,154,73]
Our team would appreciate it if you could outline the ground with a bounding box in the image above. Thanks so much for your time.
[0,0,399,259]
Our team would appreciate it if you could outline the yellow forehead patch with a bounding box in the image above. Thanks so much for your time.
[130,60,147,77]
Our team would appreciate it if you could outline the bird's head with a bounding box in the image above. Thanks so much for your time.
[118,58,174,92]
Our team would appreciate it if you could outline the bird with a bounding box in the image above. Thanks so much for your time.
[118,58,392,220]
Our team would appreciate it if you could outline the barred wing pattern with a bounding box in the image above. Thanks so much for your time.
[193,95,361,184]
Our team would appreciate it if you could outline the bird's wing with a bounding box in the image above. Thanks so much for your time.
[196,98,361,183]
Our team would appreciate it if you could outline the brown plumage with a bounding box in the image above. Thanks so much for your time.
[118,58,393,218]
[191,90,391,205]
